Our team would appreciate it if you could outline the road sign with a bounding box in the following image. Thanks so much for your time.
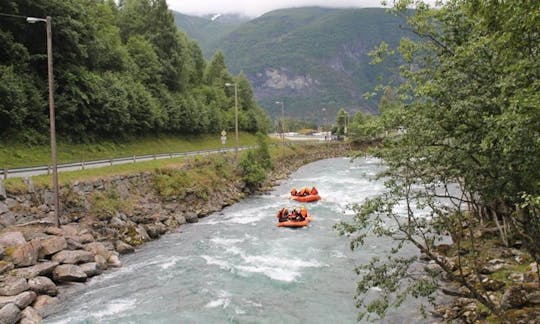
[221,135,227,145]
[221,130,227,137]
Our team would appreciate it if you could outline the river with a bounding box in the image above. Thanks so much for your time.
[45,157,432,323]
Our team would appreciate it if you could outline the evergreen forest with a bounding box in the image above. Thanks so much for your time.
[0,0,271,144]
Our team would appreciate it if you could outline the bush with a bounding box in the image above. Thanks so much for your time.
[238,150,266,189]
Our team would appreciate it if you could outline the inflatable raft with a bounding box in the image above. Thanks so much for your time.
[292,194,321,202]
[277,216,312,228]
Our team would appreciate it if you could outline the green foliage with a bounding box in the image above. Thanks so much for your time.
[0,0,269,143]
[339,0,540,320]
[89,187,132,221]
[238,150,266,189]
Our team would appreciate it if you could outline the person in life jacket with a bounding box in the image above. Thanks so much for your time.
[298,187,307,196]
[310,187,318,195]
[290,188,297,196]
[277,207,289,222]
[300,205,307,218]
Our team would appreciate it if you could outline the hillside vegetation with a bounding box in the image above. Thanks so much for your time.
[0,0,270,144]
[174,7,407,123]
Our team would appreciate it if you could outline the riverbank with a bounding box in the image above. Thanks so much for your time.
[0,142,351,323]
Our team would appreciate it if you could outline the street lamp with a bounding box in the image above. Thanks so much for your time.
[27,16,60,227]
[224,82,239,159]
[275,101,285,156]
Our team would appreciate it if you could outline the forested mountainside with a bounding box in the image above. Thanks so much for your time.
[174,7,407,123]
[0,0,270,143]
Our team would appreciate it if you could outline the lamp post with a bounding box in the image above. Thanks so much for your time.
[275,101,285,156]
[27,16,59,227]
[224,82,239,159]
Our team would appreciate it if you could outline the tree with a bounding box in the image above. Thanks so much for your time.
[337,0,540,321]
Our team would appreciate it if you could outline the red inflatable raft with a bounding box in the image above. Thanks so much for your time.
[292,194,321,202]
[277,216,312,228]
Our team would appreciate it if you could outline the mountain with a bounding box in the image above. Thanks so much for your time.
[173,12,249,54]
[174,7,407,123]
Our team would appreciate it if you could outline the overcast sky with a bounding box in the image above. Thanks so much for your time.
[166,0,388,17]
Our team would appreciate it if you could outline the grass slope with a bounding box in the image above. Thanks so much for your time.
[0,133,263,169]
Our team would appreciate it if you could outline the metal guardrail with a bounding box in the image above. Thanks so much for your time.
[0,140,330,179]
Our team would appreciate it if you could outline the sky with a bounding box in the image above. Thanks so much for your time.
[166,0,389,17]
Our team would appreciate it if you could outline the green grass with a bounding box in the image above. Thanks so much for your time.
[0,132,270,169]
[2,139,319,192]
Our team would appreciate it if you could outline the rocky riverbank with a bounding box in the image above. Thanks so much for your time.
[0,143,351,323]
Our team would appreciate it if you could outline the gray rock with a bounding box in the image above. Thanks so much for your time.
[0,232,26,247]
[79,262,102,277]
[4,198,17,209]
[501,285,528,310]
[52,265,87,283]
[107,254,122,268]
[0,202,8,214]
[0,212,16,228]
[94,255,108,270]
[78,234,94,244]
[84,242,110,260]
[0,261,14,275]
[65,237,84,250]
[43,227,63,236]
[0,277,29,296]
[0,303,21,324]
[51,250,94,264]
[10,262,59,279]
[527,291,540,305]
[184,212,198,223]
[20,306,42,324]
[144,222,167,239]
[0,291,36,309]
[174,214,186,225]
[115,241,134,255]
[5,240,40,267]
[38,237,67,258]
[32,295,57,314]
[28,277,57,296]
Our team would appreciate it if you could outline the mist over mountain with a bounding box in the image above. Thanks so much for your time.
[174,7,407,123]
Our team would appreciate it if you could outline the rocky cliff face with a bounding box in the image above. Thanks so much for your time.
[0,143,350,323]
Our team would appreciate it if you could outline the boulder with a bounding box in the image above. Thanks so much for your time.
[174,214,187,226]
[0,212,16,228]
[185,212,198,223]
[51,250,94,264]
[65,237,84,250]
[0,303,21,324]
[38,236,67,258]
[28,277,57,296]
[501,285,528,310]
[84,242,110,260]
[527,291,540,305]
[10,262,59,279]
[78,233,95,244]
[0,291,36,309]
[52,264,87,282]
[0,232,26,247]
[4,240,40,267]
[94,255,108,271]
[0,277,29,296]
[32,295,57,314]
[115,241,134,255]
[107,254,122,268]
[144,222,167,239]
[20,306,42,324]
[0,261,14,275]
[79,262,102,277]
[0,202,8,214]
[43,227,63,236]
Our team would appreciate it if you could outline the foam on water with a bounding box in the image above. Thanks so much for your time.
[93,298,137,320]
